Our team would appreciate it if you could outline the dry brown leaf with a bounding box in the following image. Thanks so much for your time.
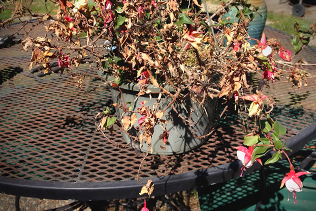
[139,180,154,196]
[156,110,164,119]
[130,113,137,126]
[21,37,33,51]
[141,53,155,66]
[192,0,201,7]
[122,115,130,130]
[99,116,107,128]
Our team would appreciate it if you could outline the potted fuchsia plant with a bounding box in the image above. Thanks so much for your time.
[2,0,315,205]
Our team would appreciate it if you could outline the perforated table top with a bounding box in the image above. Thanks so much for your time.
[1,26,316,200]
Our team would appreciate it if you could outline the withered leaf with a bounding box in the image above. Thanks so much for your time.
[99,116,107,128]
[122,115,130,130]
[192,0,201,7]
[156,110,164,119]
[130,113,137,126]
[22,37,33,51]
[139,180,154,196]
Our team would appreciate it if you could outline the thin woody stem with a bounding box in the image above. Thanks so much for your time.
[282,151,294,169]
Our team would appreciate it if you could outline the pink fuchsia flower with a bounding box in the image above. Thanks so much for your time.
[137,70,150,85]
[138,116,146,128]
[279,48,291,62]
[64,16,73,22]
[259,33,272,57]
[240,93,268,117]
[262,46,272,56]
[280,169,310,204]
[262,67,275,82]
[237,146,262,176]
[232,42,241,52]
[152,0,157,7]
[103,0,115,25]
[58,52,70,68]
[233,91,239,103]
[183,26,203,49]
[138,5,145,17]
[141,200,149,211]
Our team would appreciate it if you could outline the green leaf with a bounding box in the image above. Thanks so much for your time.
[103,107,110,115]
[258,138,270,144]
[294,42,303,53]
[175,13,194,26]
[244,135,259,146]
[114,77,121,85]
[251,145,270,162]
[125,101,133,111]
[257,56,268,61]
[87,0,96,11]
[116,6,123,13]
[260,120,271,133]
[283,142,292,152]
[265,152,281,165]
[113,56,121,64]
[146,12,150,20]
[298,23,311,32]
[116,14,126,28]
[274,121,286,136]
[106,117,117,128]
[291,34,299,45]
[272,132,282,150]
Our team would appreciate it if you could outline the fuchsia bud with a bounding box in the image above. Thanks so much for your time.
[280,169,310,204]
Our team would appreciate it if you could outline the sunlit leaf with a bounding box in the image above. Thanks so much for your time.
[260,120,271,133]
[272,132,282,150]
[103,107,110,115]
[106,117,116,128]
[251,145,270,162]
[273,121,286,136]
[116,14,126,29]
[175,13,194,26]
[87,0,96,11]
[265,151,282,165]
[244,135,259,146]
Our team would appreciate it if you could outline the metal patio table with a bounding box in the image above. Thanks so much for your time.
[1,26,316,201]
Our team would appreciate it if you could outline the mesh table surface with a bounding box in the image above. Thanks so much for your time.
[0,26,316,200]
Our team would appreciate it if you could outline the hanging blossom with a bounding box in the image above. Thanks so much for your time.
[152,0,157,7]
[280,168,310,204]
[137,70,150,85]
[279,47,292,62]
[232,42,241,52]
[58,52,70,68]
[183,25,203,49]
[236,146,262,176]
[103,0,115,25]
[258,33,272,57]
[138,4,145,17]
[240,93,269,117]
[262,66,275,82]
[141,200,149,211]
